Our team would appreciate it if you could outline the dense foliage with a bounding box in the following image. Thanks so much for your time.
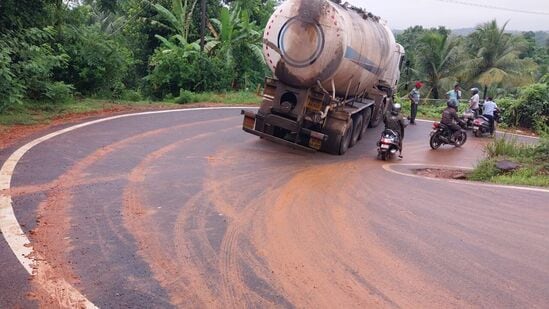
[396,22,548,131]
[0,0,547,131]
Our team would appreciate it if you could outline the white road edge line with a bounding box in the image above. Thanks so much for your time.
[382,163,549,193]
[0,107,249,308]
[413,118,539,139]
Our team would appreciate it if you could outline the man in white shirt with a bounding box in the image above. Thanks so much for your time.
[468,88,480,117]
[482,97,498,136]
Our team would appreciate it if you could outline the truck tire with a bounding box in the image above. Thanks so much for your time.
[339,118,354,155]
[349,115,363,147]
[358,107,372,140]
[369,99,387,128]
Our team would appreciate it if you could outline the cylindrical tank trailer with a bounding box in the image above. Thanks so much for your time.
[242,0,405,154]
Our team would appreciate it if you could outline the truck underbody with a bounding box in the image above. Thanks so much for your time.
[242,78,391,155]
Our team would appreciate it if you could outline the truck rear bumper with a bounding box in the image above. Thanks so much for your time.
[241,109,325,152]
[242,127,316,152]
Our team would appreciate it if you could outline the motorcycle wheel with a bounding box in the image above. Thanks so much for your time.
[381,151,388,161]
[429,133,442,149]
[474,129,482,137]
[454,131,467,147]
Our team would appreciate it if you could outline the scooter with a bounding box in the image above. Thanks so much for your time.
[429,121,467,149]
[460,109,476,130]
[472,109,502,137]
[377,129,400,161]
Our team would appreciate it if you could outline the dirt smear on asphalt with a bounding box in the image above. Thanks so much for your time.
[248,160,465,308]
[122,137,469,308]
[25,115,238,307]
[122,126,238,307]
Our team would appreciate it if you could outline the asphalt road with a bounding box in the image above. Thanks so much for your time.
[1,107,547,308]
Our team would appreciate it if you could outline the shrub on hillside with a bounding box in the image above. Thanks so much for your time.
[55,26,133,97]
[175,89,195,104]
[496,83,549,131]
[148,50,232,100]
[0,27,71,110]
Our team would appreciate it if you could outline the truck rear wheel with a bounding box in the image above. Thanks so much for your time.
[358,107,372,140]
[369,99,387,128]
[339,118,354,155]
[349,115,363,147]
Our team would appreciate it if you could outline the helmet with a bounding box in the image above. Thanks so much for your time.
[470,87,479,94]
[447,99,458,108]
[415,81,423,88]
[391,103,401,115]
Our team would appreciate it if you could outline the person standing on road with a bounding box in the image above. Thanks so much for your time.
[446,83,462,106]
[468,88,480,117]
[482,97,498,137]
[383,103,407,158]
[408,81,422,125]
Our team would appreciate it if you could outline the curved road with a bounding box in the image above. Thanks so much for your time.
[1,108,547,308]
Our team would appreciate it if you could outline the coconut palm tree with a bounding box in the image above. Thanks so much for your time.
[463,20,537,94]
[416,30,461,99]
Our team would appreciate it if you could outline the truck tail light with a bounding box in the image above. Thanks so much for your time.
[243,116,255,130]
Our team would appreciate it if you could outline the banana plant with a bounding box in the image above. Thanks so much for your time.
[149,0,199,54]
[204,5,264,67]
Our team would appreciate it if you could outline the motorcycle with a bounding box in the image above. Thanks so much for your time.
[472,109,502,137]
[377,129,400,160]
[429,121,467,149]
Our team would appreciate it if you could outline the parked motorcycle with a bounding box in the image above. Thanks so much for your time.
[472,109,502,137]
[429,122,467,149]
[377,129,400,160]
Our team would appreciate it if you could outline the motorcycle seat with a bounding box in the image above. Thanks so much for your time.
[476,115,489,121]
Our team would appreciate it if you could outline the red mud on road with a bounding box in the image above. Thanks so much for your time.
[6,108,547,308]
[25,116,239,307]
[119,138,468,307]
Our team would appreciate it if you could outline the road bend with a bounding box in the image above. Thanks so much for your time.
[0,108,547,308]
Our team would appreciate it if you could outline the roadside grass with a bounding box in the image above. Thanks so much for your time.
[469,135,549,187]
[0,91,261,126]
[184,91,261,104]
[397,98,447,121]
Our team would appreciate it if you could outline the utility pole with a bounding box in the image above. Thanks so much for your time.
[200,0,206,51]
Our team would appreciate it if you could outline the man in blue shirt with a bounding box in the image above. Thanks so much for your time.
[482,97,498,136]
[446,83,461,106]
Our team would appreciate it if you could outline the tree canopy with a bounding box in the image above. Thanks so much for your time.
[0,0,547,116]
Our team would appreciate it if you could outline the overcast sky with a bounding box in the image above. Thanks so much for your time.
[345,0,549,31]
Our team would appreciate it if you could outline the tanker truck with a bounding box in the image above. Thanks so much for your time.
[241,0,405,154]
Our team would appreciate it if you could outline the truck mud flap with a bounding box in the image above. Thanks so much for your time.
[242,127,316,153]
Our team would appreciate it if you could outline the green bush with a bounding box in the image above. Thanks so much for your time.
[175,89,195,104]
[493,83,549,131]
[56,25,133,97]
[148,50,232,99]
[0,27,70,109]
[534,136,549,163]
[45,81,74,103]
[0,48,24,112]
[121,90,142,102]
